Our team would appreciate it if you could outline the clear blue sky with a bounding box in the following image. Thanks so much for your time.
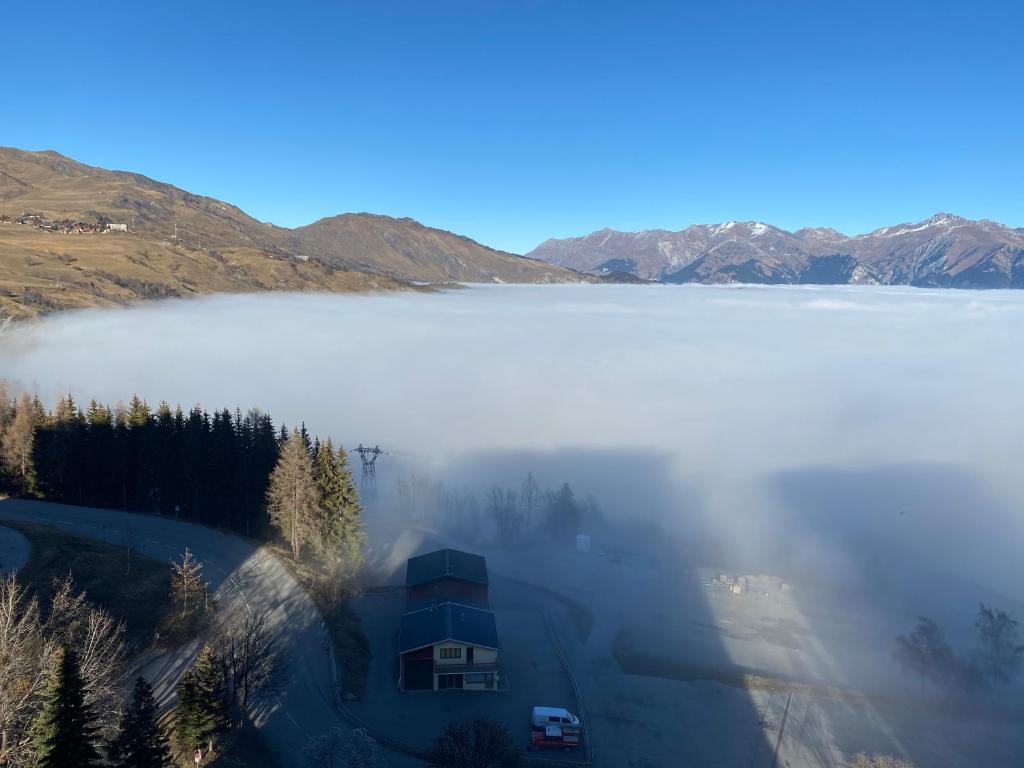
[3,0,1022,253]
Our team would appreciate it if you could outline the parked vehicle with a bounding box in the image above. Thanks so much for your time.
[532,706,581,729]
[529,706,581,752]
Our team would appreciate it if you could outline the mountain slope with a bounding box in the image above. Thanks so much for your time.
[0,147,579,319]
[288,213,573,283]
[529,214,1024,288]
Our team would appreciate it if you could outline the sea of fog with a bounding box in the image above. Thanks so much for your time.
[2,283,1023,610]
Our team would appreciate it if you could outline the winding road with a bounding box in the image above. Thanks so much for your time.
[0,498,402,767]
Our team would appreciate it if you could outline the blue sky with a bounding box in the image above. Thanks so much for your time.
[3,0,1022,253]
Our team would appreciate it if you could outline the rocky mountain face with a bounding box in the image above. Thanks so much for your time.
[528,214,1024,288]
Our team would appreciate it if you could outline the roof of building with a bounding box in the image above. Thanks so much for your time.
[399,601,500,654]
[405,548,489,588]
[405,595,490,613]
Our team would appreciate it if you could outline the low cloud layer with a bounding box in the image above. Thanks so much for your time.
[2,284,1023,602]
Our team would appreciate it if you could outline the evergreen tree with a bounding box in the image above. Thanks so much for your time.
[545,482,581,545]
[30,645,102,768]
[173,667,202,758]
[173,645,229,759]
[109,677,174,768]
[192,645,230,737]
[313,437,345,554]
[267,429,318,559]
[336,445,362,529]
[335,444,366,576]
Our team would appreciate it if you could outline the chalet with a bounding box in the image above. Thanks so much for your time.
[405,547,489,606]
[398,547,501,691]
[399,601,500,691]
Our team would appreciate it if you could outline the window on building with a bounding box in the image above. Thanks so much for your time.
[465,672,496,689]
[438,673,464,690]
[440,647,462,659]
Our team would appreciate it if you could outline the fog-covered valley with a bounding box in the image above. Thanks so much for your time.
[3,283,1023,766]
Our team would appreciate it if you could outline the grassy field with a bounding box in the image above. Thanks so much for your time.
[0,224,406,322]
[5,520,173,646]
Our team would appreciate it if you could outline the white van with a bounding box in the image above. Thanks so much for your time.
[532,706,581,731]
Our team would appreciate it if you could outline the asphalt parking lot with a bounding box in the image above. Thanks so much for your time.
[347,577,587,762]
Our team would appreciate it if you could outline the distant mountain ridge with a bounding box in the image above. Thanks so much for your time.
[528,213,1024,288]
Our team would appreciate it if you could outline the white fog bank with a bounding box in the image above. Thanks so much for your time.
[2,284,1023,602]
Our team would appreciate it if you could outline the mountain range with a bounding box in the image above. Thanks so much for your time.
[3,146,1022,323]
[0,147,577,320]
[527,215,1024,288]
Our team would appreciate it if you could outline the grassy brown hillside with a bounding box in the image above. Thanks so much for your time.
[0,224,403,321]
[289,213,574,283]
[0,147,579,319]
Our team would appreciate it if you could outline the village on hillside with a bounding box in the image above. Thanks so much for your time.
[0,212,128,235]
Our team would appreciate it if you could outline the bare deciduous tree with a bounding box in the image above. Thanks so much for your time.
[214,608,286,721]
[0,574,45,767]
[488,486,521,547]
[170,548,206,616]
[519,472,541,531]
[974,603,1024,684]
[45,576,127,736]
[304,727,385,768]
[894,617,964,687]
[0,574,126,768]
[1,394,36,488]
[847,753,915,768]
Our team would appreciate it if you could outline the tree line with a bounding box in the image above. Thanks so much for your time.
[394,471,598,549]
[896,603,1024,691]
[0,383,365,572]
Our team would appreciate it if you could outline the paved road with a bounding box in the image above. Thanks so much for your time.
[0,523,30,574]
[0,498,369,767]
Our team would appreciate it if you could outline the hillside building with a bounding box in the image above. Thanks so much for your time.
[398,547,502,692]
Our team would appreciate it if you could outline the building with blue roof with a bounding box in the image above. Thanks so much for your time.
[398,548,502,691]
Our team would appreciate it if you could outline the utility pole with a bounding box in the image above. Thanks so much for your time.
[769,692,792,768]
[124,523,132,575]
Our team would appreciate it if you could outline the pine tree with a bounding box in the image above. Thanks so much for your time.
[335,444,366,576]
[313,437,344,554]
[266,429,318,559]
[30,645,102,768]
[173,645,229,759]
[545,482,580,545]
[173,667,202,758]
[192,644,230,737]
[109,677,174,768]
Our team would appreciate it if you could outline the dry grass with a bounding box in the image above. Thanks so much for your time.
[5,520,174,647]
[0,146,580,321]
[0,224,407,321]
